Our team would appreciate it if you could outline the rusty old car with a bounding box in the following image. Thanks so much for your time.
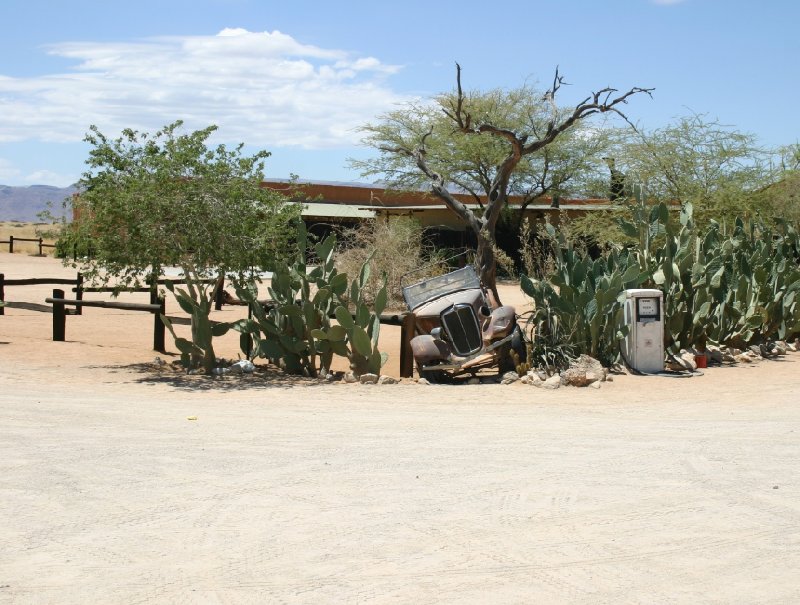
[402,264,525,382]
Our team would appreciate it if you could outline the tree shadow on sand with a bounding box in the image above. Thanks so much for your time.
[87,360,328,392]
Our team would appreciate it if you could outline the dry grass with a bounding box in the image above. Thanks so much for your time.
[0,221,60,256]
[335,218,447,311]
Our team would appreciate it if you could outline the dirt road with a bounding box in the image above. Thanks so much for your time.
[2,252,799,603]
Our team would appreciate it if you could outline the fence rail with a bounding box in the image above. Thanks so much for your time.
[0,273,83,316]
[1,272,223,316]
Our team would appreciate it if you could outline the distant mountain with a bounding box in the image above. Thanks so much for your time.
[0,184,79,222]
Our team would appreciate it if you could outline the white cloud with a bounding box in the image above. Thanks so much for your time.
[0,29,408,149]
[23,169,78,187]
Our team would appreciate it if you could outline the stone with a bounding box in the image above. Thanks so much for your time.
[501,371,519,385]
[237,360,255,373]
[343,372,358,383]
[788,342,797,353]
[733,353,754,363]
[667,354,694,372]
[541,375,561,390]
[773,341,788,356]
[467,377,481,385]
[589,381,602,389]
[605,375,614,382]
[359,373,379,384]
[708,347,723,363]
[325,372,342,382]
[522,372,542,386]
[378,375,398,385]
[210,367,228,376]
[679,351,698,371]
[417,378,430,385]
[560,354,605,387]
[585,371,601,383]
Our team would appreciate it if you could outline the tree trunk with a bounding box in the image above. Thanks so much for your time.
[474,227,500,305]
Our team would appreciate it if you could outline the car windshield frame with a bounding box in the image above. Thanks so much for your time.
[402,265,482,310]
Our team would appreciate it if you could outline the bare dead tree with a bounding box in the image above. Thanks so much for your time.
[382,64,653,303]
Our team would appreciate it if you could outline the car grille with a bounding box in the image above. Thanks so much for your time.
[441,304,482,356]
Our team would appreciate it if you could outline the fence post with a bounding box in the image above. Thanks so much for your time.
[400,312,415,378]
[75,273,84,316]
[214,275,225,311]
[151,290,166,353]
[8,235,13,254]
[245,303,253,358]
[0,273,4,316]
[52,289,66,341]
[38,238,43,256]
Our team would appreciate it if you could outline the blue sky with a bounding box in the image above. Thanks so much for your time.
[0,0,797,187]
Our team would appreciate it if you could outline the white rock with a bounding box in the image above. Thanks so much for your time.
[541,375,561,390]
[467,377,481,385]
[378,375,398,385]
[343,372,358,383]
[359,373,379,384]
[236,360,256,373]
[501,371,519,385]
[589,381,602,389]
[417,378,430,385]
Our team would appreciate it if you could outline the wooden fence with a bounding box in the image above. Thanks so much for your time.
[2,272,415,377]
[0,272,223,316]
[47,288,168,352]
[0,273,84,316]
[0,235,56,255]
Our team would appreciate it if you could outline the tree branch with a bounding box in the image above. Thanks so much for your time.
[378,140,482,232]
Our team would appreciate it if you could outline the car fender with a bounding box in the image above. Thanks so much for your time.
[484,305,516,340]
[410,335,451,364]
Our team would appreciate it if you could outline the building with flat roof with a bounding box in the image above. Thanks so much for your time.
[263,178,615,233]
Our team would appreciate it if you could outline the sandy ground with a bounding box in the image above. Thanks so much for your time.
[1,252,800,604]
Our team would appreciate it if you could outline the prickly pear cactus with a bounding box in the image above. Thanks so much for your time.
[312,252,389,377]
[161,269,230,373]
[233,222,344,377]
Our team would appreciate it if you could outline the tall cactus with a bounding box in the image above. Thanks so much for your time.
[313,252,389,376]
[525,199,800,365]
[161,269,230,373]
[233,223,391,378]
[521,224,646,367]
[233,223,345,377]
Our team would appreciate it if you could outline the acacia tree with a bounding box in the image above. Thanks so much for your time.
[613,114,774,227]
[356,64,652,301]
[61,120,299,371]
[757,144,800,223]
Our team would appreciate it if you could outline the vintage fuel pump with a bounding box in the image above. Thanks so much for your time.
[620,289,664,374]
